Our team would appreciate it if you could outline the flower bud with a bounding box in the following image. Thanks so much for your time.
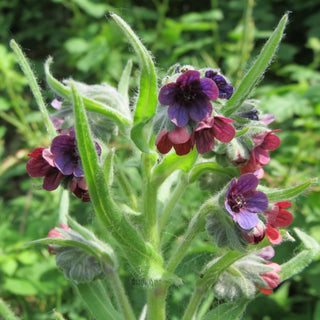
[241,221,266,244]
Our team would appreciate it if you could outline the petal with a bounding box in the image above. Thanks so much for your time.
[188,100,212,122]
[173,140,193,156]
[254,147,270,166]
[74,164,84,178]
[236,210,259,230]
[195,129,215,154]
[259,246,275,260]
[200,78,219,100]
[43,170,64,191]
[258,287,273,295]
[158,82,178,106]
[176,70,200,87]
[168,126,191,144]
[168,103,189,127]
[266,224,282,244]
[155,130,172,154]
[26,157,51,177]
[276,201,292,209]
[263,133,281,151]
[260,113,275,126]
[54,154,75,175]
[213,117,236,143]
[236,173,259,193]
[51,135,75,155]
[274,210,293,227]
[246,191,269,213]
[42,148,55,167]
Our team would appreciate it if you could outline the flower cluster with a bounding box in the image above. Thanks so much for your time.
[155,69,236,155]
[26,129,101,201]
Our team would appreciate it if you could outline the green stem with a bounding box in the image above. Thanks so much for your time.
[9,40,56,140]
[0,298,20,320]
[147,284,167,320]
[159,174,187,234]
[181,287,204,320]
[109,272,136,320]
[58,189,69,224]
[167,199,215,274]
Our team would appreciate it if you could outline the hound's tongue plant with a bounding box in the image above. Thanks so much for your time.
[9,12,319,320]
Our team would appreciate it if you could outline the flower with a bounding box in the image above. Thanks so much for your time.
[241,221,266,244]
[194,116,236,154]
[155,127,194,156]
[265,201,293,244]
[240,130,281,178]
[70,177,90,202]
[47,223,71,254]
[205,70,234,99]
[258,262,282,294]
[26,147,64,191]
[158,70,219,127]
[225,173,269,230]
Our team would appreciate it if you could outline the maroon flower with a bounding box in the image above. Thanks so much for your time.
[158,70,219,127]
[205,70,234,99]
[194,116,236,154]
[26,147,64,191]
[241,221,266,244]
[225,173,269,230]
[240,130,281,177]
[155,127,194,156]
[70,177,90,202]
[47,223,71,254]
[265,201,293,244]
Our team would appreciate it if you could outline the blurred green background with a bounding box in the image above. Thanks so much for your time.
[0,0,320,319]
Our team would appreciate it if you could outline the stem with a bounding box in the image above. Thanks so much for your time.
[181,287,204,320]
[142,153,160,250]
[166,199,215,274]
[9,40,56,139]
[147,284,167,320]
[109,272,136,320]
[159,174,187,234]
[0,298,20,320]
[58,189,69,224]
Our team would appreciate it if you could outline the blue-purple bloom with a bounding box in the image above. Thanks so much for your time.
[205,70,234,100]
[225,173,268,230]
[158,70,219,127]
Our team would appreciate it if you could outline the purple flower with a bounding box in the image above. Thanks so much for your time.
[205,70,234,99]
[158,70,219,127]
[225,173,268,230]
[194,116,235,154]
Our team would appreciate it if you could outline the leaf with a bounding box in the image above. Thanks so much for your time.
[110,13,158,152]
[44,58,132,132]
[118,59,132,107]
[280,228,320,282]
[71,84,164,279]
[258,178,317,202]
[153,149,197,185]
[202,299,249,320]
[221,13,289,117]
[4,278,38,295]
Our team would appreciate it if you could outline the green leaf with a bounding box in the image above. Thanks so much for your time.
[188,162,237,183]
[4,278,38,295]
[110,13,158,152]
[221,13,289,117]
[9,40,56,139]
[280,228,320,282]
[153,149,197,185]
[0,298,20,320]
[202,299,249,320]
[44,58,132,132]
[71,83,164,279]
[75,280,123,320]
[118,59,132,107]
[258,178,317,202]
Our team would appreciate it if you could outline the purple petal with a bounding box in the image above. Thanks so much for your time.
[236,174,259,193]
[200,78,219,100]
[51,135,75,155]
[168,103,189,127]
[42,148,55,167]
[236,210,259,230]
[43,170,64,191]
[188,100,212,122]
[246,191,269,213]
[195,129,215,154]
[74,164,84,178]
[254,147,270,166]
[176,70,200,87]
[54,154,74,175]
[158,83,178,106]
[213,117,235,143]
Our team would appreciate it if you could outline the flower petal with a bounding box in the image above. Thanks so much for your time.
[188,99,212,123]
[54,154,75,176]
[168,126,191,144]
[155,130,172,154]
[158,82,178,106]
[176,70,200,87]
[168,103,189,127]
[51,135,75,155]
[200,78,219,100]
[195,129,215,154]
[213,117,236,143]
[274,210,293,227]
[246,191,269,213]
[266,224,282,244]
[236,210,259,230]
[254,147,270,165]
[43,169,64,191]
[263,133,281,151]
[236,173,259,193]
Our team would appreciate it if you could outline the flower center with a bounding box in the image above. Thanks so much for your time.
[229,193,246,213]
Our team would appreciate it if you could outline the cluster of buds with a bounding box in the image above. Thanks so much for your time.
[155,67,236,155]
[26,128,101,202]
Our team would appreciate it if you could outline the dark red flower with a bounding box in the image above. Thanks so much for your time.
[155,127,194,156]
[194,116,235,154]
[265,201,293,244]
[240,130,281,178]
[241,221,266,244]
[158,70,219,127]
[70,177,90,202]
